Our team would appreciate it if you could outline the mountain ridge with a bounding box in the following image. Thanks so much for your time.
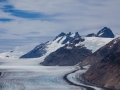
[84,37,120,90]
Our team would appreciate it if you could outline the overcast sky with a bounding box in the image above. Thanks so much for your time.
[0,0,120,39]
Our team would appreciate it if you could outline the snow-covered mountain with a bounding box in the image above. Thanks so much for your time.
[41,37,113,66]
[20,32,80,58]
[96,27,115,38]
[0,27,115,66]
[41,38,92,66]
[86,27,115,38]
[21,28,114,59]
[20,27,115,66]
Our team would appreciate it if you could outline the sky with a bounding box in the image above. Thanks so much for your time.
[0,0,120,39]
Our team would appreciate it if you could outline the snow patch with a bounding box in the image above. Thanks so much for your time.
[114,41,117,44]
[66,46,73,49]
[98,32,104,36]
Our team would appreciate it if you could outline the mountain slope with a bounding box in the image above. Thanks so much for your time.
[84,37,120,90]
[41,38,92,66]
[81,37,118,66]
[41,37,113,66]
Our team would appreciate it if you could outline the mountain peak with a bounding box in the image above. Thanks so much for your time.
[86,27,115,38]
[56,32,66,37]
[96,27,115,38]
[53,32,66,41]
[74,32,81,38]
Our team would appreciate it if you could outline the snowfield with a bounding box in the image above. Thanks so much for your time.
[76,37,113,52]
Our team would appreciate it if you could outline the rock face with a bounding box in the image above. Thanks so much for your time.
[84,39,120,89]
[61,32,81,44]
[86,27,115,38]
[20,42,48,58]
[96,27,115,38]
[81,37,120,66]
[41,38,92,66]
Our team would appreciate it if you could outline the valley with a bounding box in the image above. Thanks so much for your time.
[0,58,101,90]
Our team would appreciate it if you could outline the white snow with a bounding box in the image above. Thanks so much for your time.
[75,37,113,52]
[66,46,72,49]
[70,33,75,37]
[98,32,104,36]
[58,36,66,44]
[114,41,117,44]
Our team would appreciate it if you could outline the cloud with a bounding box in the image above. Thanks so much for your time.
[28,31,41,34]
[0,0,7,2]
[2,5,44,19]
[0,29,7,34]
[0,18,13,22]
[0,0,120,39]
